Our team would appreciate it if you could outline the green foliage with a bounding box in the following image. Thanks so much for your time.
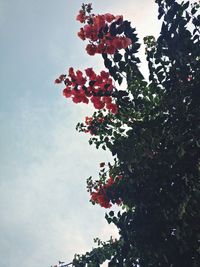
[70,0,200,266]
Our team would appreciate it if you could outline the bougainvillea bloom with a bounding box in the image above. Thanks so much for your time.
[63,87,72,98]
[86,44,97,56]
[90,176,122,208]
[55,68,118,114]
[77,28,85,40]
[76,6,132,56]
[76,10,87,23]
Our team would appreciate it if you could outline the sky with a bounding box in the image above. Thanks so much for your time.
[0,1,161,266]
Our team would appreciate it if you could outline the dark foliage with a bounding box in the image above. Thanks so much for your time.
[63,1,200,266]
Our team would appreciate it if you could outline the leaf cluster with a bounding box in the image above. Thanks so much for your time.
[71,1,200,266]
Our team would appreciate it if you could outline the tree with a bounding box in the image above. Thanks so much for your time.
[55,1,200,266]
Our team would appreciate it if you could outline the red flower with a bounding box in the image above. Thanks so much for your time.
[86,44,97,55]
[105,82,114,91]
[76,10,86,23]
[111,104,118,114]
[91,96,105,109]
[82,96,89,104]
[63,87,72,98]
[83,25,93,38]
[106,177,114,187]
[86,86,93,96]
[68,67,75,78]
[112,37,123,50]
[76,8,130,59]
[85,68,96,79]
[115,15,123,23]
[72,95,82,103]
[106,44,116,54]
[91,192,99,202]
[91,191,111,209]
[106,103,118,114]
[59,74,66,81]
[98,117,104,123]
[85,116,93,125]
[93,101,105,110]
[57,66,117,113]
[121,37,132,48]
[90,175,122,208]
[93,15,106,30]
[102,96,112,104]
[90,96,100,103]
[55,74,66,84]
[76,70,86,85]
[104,13,115,23]
[97,42,105,54]
[100,71,109,80]
[95,75,103,85]
[99,198,112,208]
[55,78,61,84]
[77,28,85,40]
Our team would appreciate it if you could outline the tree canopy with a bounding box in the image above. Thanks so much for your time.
[55,1,200,266]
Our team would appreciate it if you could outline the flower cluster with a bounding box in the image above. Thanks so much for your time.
[90,176,122,208]
[55,68,118,114]
[83,116,105,135]
[85,116,104,125]
[76,5,132,55]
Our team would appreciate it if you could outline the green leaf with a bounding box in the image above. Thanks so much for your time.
[109,211,114,217]
[182,1,189,10]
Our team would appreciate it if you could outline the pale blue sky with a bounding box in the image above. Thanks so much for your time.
[0,1,161,266]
